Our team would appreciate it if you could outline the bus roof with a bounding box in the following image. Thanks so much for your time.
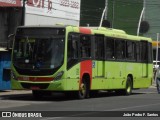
[17,25,152,42]
[70,26,152,42]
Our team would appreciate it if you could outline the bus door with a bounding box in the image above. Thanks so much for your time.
[104,37,115,88]
[140,41,148,77]
[93,34,105,89]
[94,34,105,78]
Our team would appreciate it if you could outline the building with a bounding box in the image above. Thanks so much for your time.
[25,0,80,26]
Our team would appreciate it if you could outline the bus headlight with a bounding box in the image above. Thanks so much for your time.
[54,71,64,81]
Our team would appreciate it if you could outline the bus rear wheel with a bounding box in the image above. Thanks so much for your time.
[123,77,132,95]
[116,77,132,96]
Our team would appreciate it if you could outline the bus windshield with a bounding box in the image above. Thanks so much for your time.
[12,28,65,75]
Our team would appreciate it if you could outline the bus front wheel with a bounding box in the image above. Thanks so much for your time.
[32,90,43,99]
[77,80,89,99]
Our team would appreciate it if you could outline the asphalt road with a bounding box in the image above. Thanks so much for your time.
[0,87,160,120]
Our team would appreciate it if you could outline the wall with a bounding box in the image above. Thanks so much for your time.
[143,0,160,40]
[107,0,143,35]
[80,0,105,26]
[0,8,22,48]
[25,13,79,26]
[25,0,80,26]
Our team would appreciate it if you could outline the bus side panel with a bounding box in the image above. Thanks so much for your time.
[133,63,152,89]
[113,61,126,89]
[11,65,24,90]
[65,63,80,90]
[139,63,152,88]
[80,60,92,89]
[105,61,126,89]
[148,64,153,86]
[92,60,105,89]
[129,63,141,88]
[126,62,149,89]
[11,79,25,90]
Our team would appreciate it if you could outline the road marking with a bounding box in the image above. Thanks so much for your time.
[105,103,160,111]
[0,100,52,109]
[40,103,160,120]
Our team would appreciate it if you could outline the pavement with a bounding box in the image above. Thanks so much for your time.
[150,80,157,88]
[0,90,32,96]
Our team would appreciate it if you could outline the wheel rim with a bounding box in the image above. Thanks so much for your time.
[80,83,86,96]
[127,82,131,93]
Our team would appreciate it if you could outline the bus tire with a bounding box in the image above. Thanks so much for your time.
[32,90,44,99]
[123,77,132,95]
[116,77,132,95]
[77,80,89,99]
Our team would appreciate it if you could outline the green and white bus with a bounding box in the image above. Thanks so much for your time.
[11,25,153,99]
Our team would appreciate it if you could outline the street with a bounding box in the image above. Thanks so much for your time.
[0,86,160,119]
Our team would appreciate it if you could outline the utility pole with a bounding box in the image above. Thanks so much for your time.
[154,33,159,82]
[137,0,146,36]
[143,0,146,20]
[99,6,107,27]
[112,0,115,28]
[156,33,159,67]
[104,0,108,20]
[21,0,26,25]
[99,0,108,27]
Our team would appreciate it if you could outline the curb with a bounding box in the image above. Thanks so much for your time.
[0,90,32,100]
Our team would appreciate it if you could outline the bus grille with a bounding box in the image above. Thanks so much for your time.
[21,83,49,89]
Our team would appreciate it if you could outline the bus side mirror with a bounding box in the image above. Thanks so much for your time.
[7,34,15,51]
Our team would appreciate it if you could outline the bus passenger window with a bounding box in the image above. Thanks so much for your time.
[80,35,91,58]
[105,38,114,59]
[148,43,152,63]
[126,41,136,60]
[68,34,79,61]
[136,42,141,62]
[94,35,104,60]
[115,40,125,60]
[140,41,148,62]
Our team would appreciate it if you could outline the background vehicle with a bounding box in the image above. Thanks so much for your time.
[153,60,160,69]
[11,25,153,99]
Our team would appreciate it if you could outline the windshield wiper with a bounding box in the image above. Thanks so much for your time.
[26,36,33,52]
